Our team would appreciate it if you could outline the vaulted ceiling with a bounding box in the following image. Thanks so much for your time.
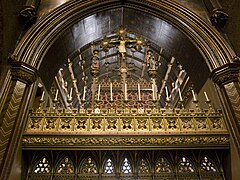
[38,7,210,108]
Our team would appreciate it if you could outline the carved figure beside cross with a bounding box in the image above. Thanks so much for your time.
[91,50,100,71]
[146,49,157,70]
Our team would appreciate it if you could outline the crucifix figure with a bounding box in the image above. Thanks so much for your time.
[116,36,135,60]
[100,27,147,98]
[101,34,143,61]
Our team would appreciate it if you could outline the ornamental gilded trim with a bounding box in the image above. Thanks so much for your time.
[22,136,229,147]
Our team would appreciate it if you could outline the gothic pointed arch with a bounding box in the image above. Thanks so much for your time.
[121,157,132,174]
[154,152,175,179]
[13,0,235,71]
[138,158,150,174]
[100,151,115,174]
[154,151,174,172]
[53,151,76,170]
[177,153,199,179]
[200,156,219,173]
[116,150,133,174]
[104,158,115,174]
[77,151,98,172]
[79,155,98,174]
[55,157,75,174]
[30,151,52,174]
[155,156,173,174]
[32,156,51,174]
[136,151,151,174]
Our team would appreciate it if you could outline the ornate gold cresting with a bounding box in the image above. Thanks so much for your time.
[26,108,226,134]
[23,27,230,148]
[23,106,229,148]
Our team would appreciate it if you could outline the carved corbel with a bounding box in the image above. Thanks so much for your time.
[20,0,41,24]
[210,9,228,28]
[203,0,228,28]
[210,57,240,87]
[9,55,38,85]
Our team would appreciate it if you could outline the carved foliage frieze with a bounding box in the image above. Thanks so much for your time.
[22,136,230,147]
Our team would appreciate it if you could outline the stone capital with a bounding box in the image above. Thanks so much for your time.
[9,55,38,85]
[210,58,240,87]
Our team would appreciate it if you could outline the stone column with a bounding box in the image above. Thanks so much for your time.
[210,59,240,152]
[0,59,37,179]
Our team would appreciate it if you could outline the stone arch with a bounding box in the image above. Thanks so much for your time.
[1,0,240,179]
[13,0,235,70]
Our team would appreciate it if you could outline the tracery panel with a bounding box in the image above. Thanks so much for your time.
[138,158,150,173]
[29,157,52,180]
[104,158,114,174]
[154,157,175,179]
[178,156,195,173]
[200,156,222,180]
[24,150,226,180]
[178,156,198,180]
[78,157,99,180]
[155,157,172,173]
[33,157,51,174]
[80,157,98,174]
[122,158,132,174]
[56,157,74,174]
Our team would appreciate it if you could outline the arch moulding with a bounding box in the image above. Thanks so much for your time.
[1,0,240,179]
[10,0,240,163]
[13,0,236,70]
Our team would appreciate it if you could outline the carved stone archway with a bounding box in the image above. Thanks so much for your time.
[0,0,239,179]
